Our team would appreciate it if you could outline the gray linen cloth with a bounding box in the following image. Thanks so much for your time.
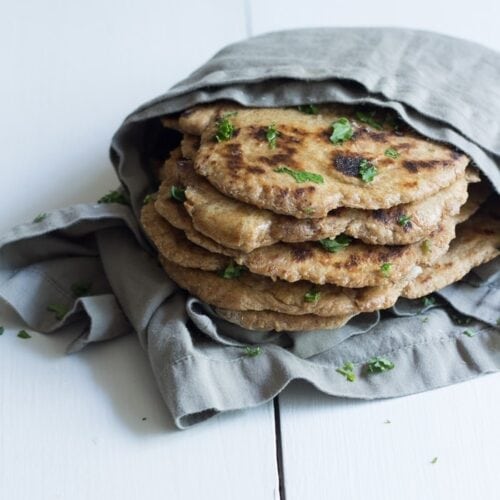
[1,28,499,429]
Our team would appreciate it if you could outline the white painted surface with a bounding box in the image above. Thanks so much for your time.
[1,1,500,499]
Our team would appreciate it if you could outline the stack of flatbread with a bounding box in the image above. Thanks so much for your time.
[140,103,500,331]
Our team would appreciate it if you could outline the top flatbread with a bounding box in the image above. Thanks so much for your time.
[157,152,478,251]
[179,104,470,217]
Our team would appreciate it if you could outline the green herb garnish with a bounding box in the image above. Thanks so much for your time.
[421,239,432,254]
[304,289,321,303]
[303,207,316,215]
[17,330,31,339]
[0,326,4,335]
[462,329,477,337]
[214,112,236,142]
[319,234,352,253]
[266,123,279,149]
[397,215,412,228]
[170,185,186,202]
[71,282,92,298]
[380,262,392,277]
[219,262,246,279]
[330,117,353,144]
[336,362,356,382]
[274,166,324,184]
[431,457,438,464]
[297,104,319,114]
[366,356,395,373]
[359,159,378,183]
[244,346,262,357]
[143,194,154,205]
[33,213,47,223]
[421,316,429,323]
[47,304,69,321]
[98,190,129,205]
[421,295,436,308]
[384,147,400,159]
[356,111,383,130]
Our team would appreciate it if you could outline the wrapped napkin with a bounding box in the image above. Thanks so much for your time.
[1,28,498,429]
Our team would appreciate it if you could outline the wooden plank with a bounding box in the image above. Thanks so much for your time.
[0,2,279,499]
[278,378,500,499]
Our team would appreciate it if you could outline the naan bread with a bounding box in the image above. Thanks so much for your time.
[157,154,478,251]
[403,202,500,298]
[214,308,353,332]
[159,255,416,317]
[189,104,469,217]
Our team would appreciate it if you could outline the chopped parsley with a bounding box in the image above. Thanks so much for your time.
[397,214,412,228]
[71,282,92,298]
[380,262,392,277]
[47,304,69,321]
[359,159,378,183]
[33,213,47,223]
[244,346,262,357]
[303,207,316,215]
[219,262,246,279]
[421,239,432,254]
[355,111,383,130]
[421,295,436,308]
[214,112,236,142]
[366,356,395,373]
[384,147,400,159]
[274,166,324,184]
[319,234,352,253]
[266,123,279,149]
[17,330,31,339]
[170,185,186,202]
[421,316,429,323]
[430,457,438,464]
[330,117,353,144]
[336,362,356,382]
[143,194,154,205]
[297,104,319,115]
[0,326,4,335]
[304,289,321,303]
[449,311,472,326]
[98,190,129,205]
[462,329,477,337]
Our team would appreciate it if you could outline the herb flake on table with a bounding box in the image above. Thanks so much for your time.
[170,185,186,202]
[266,123,279,149]
[274,166,324,184]
[356,111,383,130]
[384,419,392,424]
[380,262,392,277]
[359,159,378,183]
[244,346,262,357]
[17,330,31,339]
[397,214,412,228]
[319,234,352,253]
[219,262,246,279]
[214,112,236,142]
[336,362,356,382]
[430,457,438,464]
[304,289,321,303]
[71,282,92,298]
[297,104,319,114]
[384,147,400,159]
[366,356,395,373]
[330,117,353,144]
[98,190,129,205]
[47,304,69,321]
[421,295,436,308]
[33,213,47,223]
[462,329,477,337]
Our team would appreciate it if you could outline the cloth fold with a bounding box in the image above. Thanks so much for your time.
[1,27,499,428]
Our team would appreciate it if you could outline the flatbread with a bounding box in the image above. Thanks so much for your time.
[190,104,470,217]
[403,202,500,298]
[158,155,479,251]
[213,308,353,332]
[159,255,417,317]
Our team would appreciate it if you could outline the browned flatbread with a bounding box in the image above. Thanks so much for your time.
[214,308,353,332]
[158,154,479,251]
[188,104,469,217]
[403,202,500,298]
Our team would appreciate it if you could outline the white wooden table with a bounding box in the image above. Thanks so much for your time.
[1,2,500,499]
